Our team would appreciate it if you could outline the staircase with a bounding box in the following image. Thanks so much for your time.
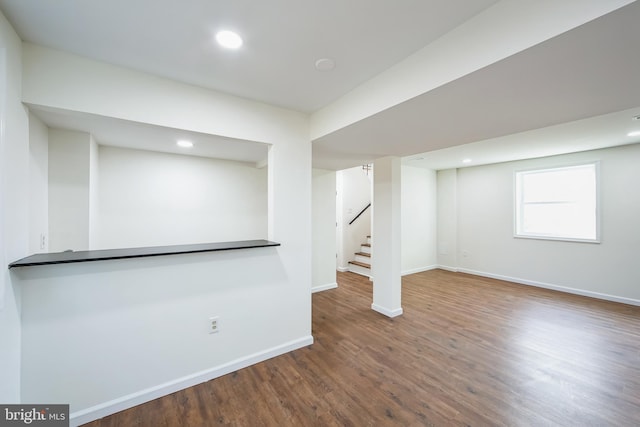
[348,236,371,277]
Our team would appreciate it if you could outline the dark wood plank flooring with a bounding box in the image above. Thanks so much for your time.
[83,270,640,426]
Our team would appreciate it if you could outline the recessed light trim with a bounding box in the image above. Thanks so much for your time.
[462,158,472,164]
[627,131,640,137]
[177,140,194,148]
[216,30,243,49]
[315,58,336,71]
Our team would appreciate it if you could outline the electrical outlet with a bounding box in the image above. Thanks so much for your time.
[40,233,46,250]
[208,316,220,334]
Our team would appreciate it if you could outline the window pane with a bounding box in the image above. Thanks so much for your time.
[516,163,598,242]
[522,165,595,203]
[522,203,596,239]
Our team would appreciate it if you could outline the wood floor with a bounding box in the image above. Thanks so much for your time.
[83,270,640,426]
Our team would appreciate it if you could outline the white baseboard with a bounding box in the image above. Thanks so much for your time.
[401,265,438,276]
[371,303,403,318]
[337,266,349,272]
[312,282,338,293]
[70,335,314,426]
[436,264,459,272]
[457,268,640,307]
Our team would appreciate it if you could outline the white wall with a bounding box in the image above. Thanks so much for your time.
[446,144,640,304]
[401,165,437,275]
[28,112,48,253]
[0,10,30,403]
[18,43,312,424]
[312,169,337,292]
[436,169,458,269]
[336,166,371,269]
[17,247,309,421]
[48,129,93,251]
[95,146,267,249]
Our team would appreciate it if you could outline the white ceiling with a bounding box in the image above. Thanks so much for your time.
[313,1,640,170]
[1,0,639,170]
[0,0,497,113]
[403,108,640,170]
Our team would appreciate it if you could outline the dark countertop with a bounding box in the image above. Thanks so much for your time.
[8,239,280,268]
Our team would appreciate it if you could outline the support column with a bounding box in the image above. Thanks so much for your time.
[371,156,402,317]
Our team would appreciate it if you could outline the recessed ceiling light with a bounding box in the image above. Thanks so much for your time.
[216,30,243,49]
[632,115,640,121]
[627,131,640,137]
[177,140,193,148]
[315,58,336,71]
[462,158,472,164]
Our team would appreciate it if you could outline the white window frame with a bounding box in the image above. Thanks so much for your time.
[514,162,600,243]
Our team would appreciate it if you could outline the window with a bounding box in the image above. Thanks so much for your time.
[515,163,599,242]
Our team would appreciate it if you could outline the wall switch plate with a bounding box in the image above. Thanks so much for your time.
[208,316,220,334]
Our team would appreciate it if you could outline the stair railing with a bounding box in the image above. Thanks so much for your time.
[348,203,371,225]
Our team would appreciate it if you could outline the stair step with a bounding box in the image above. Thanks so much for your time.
[361,243,371,247]
[354,253,370,263]
[348,260,371,269]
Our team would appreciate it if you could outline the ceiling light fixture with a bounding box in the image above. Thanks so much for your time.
[462,158,472,164]
[177,140,194,148]
[632,115,640,121]
[627,131,640,137]
[216,30,243,49]
[315,58,336,71]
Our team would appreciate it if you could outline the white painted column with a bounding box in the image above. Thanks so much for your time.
[372,156,402,317]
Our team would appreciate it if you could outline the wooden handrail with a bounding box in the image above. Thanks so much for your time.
[349,203,371,225]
